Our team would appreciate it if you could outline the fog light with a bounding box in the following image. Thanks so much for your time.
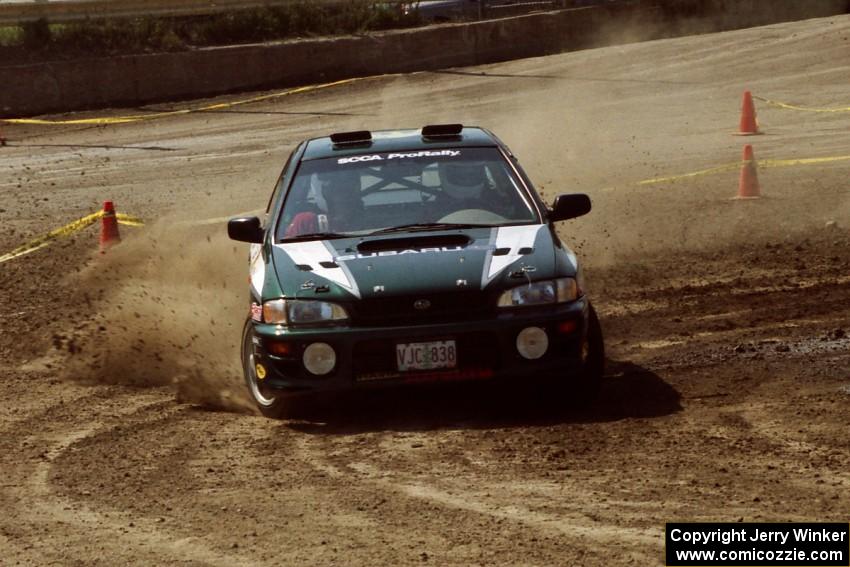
[516,327,548,360]
[303,342,336,375]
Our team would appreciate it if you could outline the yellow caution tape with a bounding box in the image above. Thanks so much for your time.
[1,76,375,126]
[0,242,51,264]
[0,210,144,264]
[753,95,850,113]
[638,162,741,186]
[3,82,844,126]
[759,155,850,168]
[3,149,846,263]
[0,211,102,263]
[638,154,850,186]
[116,213,145,227]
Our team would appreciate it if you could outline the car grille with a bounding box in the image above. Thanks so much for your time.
[352,331,498,381]
[348,291,492,327]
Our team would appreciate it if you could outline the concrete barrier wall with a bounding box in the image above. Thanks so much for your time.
[2,0,848,117]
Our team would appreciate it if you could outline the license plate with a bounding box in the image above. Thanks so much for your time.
[396,340,457,372]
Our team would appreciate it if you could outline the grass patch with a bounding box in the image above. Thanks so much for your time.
[0,1,424,59]
[0,25,23,47]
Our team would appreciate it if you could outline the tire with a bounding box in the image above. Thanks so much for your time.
[575,302,605,403]
[241,318,290,419]
[544,302,605,405]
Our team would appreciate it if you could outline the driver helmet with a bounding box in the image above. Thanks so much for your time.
[438,161,487,200]
[312,170,363,214]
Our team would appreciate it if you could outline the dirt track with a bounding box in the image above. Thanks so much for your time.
[1,15,849,566]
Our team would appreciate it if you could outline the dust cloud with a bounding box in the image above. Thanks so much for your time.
[58,209,257,413]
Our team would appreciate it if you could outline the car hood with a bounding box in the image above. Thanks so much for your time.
[269,224,571,300]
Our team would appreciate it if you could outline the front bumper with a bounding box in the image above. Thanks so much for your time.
[249,297,590,393]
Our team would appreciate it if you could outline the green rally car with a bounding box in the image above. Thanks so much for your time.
[228,124,603,418]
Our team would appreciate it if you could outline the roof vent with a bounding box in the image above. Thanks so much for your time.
[330,130,372,146]
[422,124,463,139]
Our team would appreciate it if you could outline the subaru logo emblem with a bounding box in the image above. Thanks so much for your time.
[414,299,431,310]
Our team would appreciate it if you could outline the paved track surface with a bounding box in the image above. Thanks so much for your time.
[1,14,849,566]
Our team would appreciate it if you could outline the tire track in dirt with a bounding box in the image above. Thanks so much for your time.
[0,376,261,567]
[287,429,662,562]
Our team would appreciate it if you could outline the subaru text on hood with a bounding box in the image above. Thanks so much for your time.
[228,124,604,418]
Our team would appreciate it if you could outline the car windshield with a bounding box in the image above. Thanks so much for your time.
[275,147,538,241]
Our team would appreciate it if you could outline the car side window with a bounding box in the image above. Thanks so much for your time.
[266,147,298,215]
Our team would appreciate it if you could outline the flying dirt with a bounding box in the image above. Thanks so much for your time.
[0,14,848,566]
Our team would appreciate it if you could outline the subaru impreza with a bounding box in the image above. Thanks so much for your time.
[228,124,603,417]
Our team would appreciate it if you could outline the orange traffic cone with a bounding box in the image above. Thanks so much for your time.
[99,201,121,252]
[736,145,760,199]
[736,90,761,136]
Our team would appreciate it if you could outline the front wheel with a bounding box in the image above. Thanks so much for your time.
[575,302,605,402]
[242,318,289,419]
[544,302,605,405]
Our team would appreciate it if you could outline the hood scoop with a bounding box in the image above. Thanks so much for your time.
[357,234,471,253]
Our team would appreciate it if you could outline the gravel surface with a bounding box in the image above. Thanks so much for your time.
[1,14,849,566]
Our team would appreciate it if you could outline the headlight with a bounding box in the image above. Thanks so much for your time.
[262,299,349,325]
[497,277,578,308]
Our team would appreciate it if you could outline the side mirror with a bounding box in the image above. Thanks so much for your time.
[227,216,264,243]
[549,193,591,222]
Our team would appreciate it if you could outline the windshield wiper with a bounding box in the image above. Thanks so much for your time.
[280,232,352,242]
[369,222,487,235]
